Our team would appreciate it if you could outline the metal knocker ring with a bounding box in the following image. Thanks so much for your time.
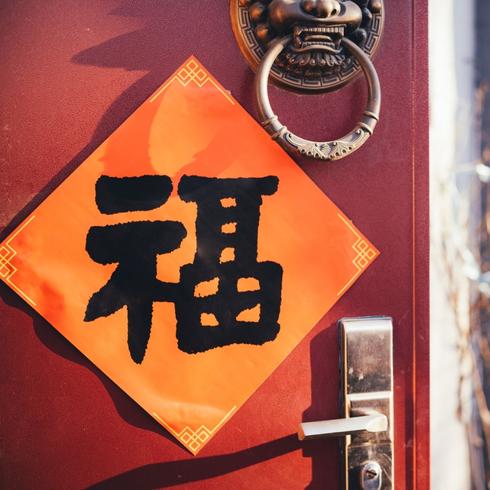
[255,35,381,161]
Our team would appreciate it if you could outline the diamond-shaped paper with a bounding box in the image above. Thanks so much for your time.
[0,57,378,454]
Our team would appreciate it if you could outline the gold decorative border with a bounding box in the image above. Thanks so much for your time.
[152,405,237,455]
[336,213,377,297]
[150,58,235,106]
[0,216,37,306]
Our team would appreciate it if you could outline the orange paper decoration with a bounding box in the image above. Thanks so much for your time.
[0,57,378,454]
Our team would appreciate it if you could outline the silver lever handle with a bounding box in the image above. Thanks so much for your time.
[298,413,388,441]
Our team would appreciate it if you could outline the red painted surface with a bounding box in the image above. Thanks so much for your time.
[0,1,429,488]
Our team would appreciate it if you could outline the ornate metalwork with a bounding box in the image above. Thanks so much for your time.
[230,0,384,93]
[256,36,380,161]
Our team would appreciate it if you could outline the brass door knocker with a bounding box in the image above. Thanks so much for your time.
[230,0,384,161]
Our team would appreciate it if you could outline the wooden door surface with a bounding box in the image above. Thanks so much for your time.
[0,1,429,488]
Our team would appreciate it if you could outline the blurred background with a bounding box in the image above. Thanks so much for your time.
[430,0,490,488]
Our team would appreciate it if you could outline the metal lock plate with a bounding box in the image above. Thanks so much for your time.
[298,316,394,489]
[340,316,393,489]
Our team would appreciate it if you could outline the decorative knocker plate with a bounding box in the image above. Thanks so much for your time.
[230,0,384,161]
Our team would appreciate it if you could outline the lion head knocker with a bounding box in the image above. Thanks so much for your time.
[230,0,384,161]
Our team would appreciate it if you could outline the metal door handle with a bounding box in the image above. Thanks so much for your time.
[298,316,394,489]
[256,36,381,161]
[298,412,387,440]
[230,0,385,161]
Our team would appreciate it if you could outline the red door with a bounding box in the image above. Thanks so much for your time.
[0,1,428,488]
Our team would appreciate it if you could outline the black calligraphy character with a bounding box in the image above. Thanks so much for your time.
[84,175,186,363]
[85,174,282,361]
[176,176,283,354]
